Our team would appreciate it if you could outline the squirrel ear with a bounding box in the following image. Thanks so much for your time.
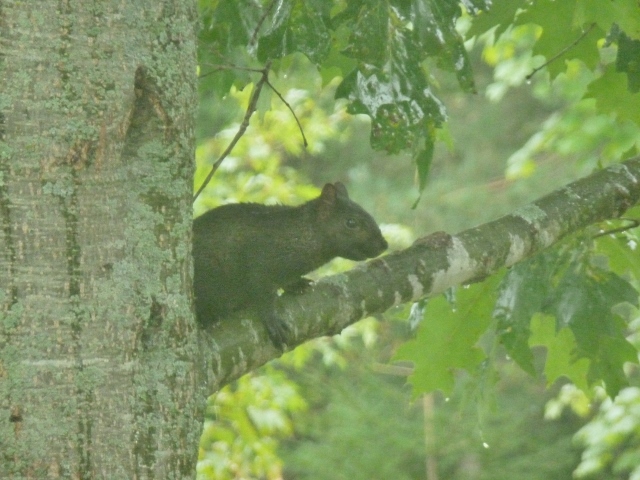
[320,183,338,205]
[320,182,349,207]
[333,182,349,199]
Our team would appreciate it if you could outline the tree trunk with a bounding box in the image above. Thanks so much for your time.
[0,2,202,478]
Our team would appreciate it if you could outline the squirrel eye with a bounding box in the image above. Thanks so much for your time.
[345,218,358,229]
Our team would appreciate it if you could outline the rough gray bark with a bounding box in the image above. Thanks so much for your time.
[202,157,640,388]
[0,2,200,479]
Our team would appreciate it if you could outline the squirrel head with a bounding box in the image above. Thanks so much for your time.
[317,182,388,261]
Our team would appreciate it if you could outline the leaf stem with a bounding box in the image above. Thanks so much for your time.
[526,23,597,81]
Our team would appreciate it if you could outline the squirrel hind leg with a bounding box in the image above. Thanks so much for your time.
[262,308,291,351]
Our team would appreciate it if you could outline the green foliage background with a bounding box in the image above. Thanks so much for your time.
[195,0,640,478]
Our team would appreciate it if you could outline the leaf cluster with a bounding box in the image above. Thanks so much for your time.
[199,0,640,201]
[471,0,640,176]
[573,387,640,479]
[199,0,490,195]
[395,225,640,399]
[198,367,307,479]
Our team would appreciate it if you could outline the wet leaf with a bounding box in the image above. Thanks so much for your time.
[333,0,483,188]
[467,0,524,39]
[544,267,638,396]
[199,0,493,187]
[393,274,502,396]
[257,0,332,64]
[494,251,559,375]
[336,62,446,154]
[529,315,590,392]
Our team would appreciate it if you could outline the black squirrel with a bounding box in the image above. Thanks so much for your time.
[192,182,388,349]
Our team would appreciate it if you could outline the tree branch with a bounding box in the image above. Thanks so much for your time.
[198,157,640,391]
[193,62,272,203]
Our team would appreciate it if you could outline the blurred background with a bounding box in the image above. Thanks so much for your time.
[194,14,640,480]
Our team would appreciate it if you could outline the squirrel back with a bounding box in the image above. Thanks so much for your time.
[192,182,388,348]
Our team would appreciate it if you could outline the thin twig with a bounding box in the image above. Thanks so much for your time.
[266,78,308,147]
[193,61,272,203]
[198,64,265,79]
[249,0,279,49]
[526,23,597,81]
[200,64,308,146]
[593,217,640,238]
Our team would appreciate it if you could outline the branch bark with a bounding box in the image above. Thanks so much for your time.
[203,157,640,389]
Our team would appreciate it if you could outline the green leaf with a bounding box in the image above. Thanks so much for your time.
[575,0,640,38]
[616,31,640,93]
[544,267,638,396]
[335,63,446,154]
[333,0,481,179]
[492,240,639,396]
[411,139,435,209]
[594,231,640,281]
[200,0,488,166]
[257,0,332,64]
[460,0,492,16]
[199,0,261,97]
[515,0,602,77]
[529,314,591,391]
[587,65,640,124]
[340,0,388,68]
[200,0,254,54]
[393,274,502,396]
[587,335,638,397]
[547,269,636,349]
[334,0,458,155]
[467,0,526,40]
[494,252,558,375]
[412,0,481,91]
